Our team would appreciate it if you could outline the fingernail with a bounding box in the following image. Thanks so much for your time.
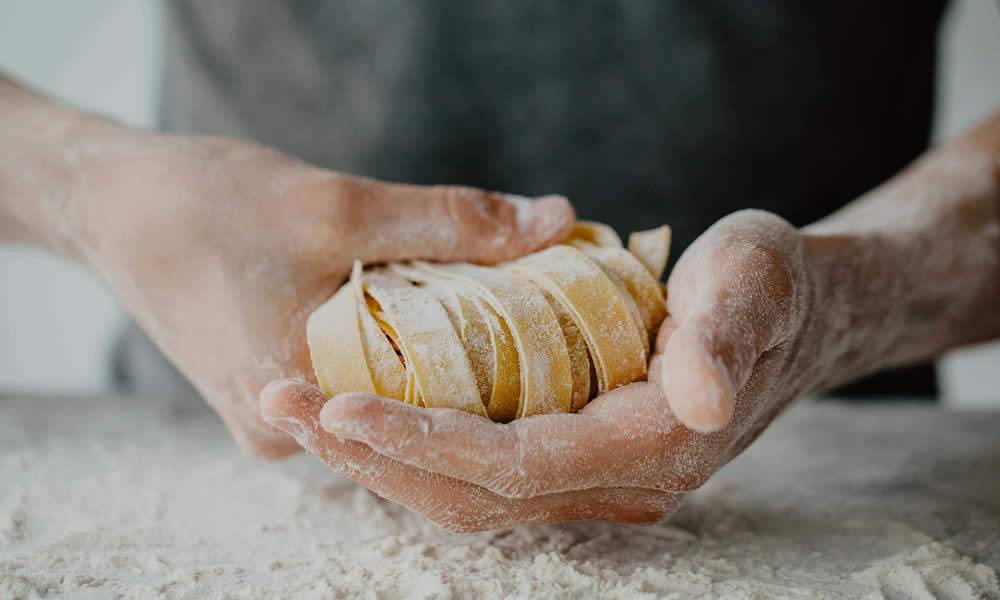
[258,378,321,420]
[661,344,735,433]
[319,394,375,439]
[262,415,313,446]
[689,395,734,433]
[508,194,573,241]
[679,374,735,433]
[259,378,307,412]
[261,378,304,395]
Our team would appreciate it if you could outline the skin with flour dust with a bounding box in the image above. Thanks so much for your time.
[1,70,999,531]
[262,115,1000,531]
[0,74,573,457]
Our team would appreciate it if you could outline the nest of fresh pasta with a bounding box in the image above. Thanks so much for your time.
[307,222,671,422]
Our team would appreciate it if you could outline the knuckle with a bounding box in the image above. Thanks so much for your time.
[320,177,365,235]
[288,173,364,242]
[751,244,798,302]
[723,209,795,235]
[704,211,806,344]
[436,184,491,212]
[750,241,806,341]
[435,186,516,251]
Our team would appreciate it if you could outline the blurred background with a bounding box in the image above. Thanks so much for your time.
[0,0,998,405]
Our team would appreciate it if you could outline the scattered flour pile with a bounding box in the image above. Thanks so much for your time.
[2,395,998,598]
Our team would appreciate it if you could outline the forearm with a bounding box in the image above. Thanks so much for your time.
[0,73,127,258]
[803,111,1000,389]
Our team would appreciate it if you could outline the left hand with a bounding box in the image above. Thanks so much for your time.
[64,129,574,459]
[262,210,832,531]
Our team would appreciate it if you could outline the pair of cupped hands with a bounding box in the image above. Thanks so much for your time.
[77,131,830,532]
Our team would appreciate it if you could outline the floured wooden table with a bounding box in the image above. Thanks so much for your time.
[2,394,998,598]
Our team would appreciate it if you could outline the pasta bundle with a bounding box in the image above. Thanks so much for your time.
[307,222,671,421]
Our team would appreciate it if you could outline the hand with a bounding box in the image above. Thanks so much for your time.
[261,210,829,530]
[69,129,573,457]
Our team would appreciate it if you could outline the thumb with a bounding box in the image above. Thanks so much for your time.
[657,209,803,433]
[339,177,575,265]
[659,306,766,433]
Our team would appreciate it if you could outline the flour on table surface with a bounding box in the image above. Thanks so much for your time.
[2,395,998,599]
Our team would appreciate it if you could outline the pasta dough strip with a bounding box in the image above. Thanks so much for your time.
[510,245,646,394]
[580,246,667,340]
[471,295,521,421]
[407,261,573,417]
[350,262,406,401]
[537,287,592,411]
[307,221,672,422]
[423,283,493,408]
[567,221,623,248]
[567,224,668,339]
[391,264,523,421]
[627,225,672,281]
[306,283,376,397]
[362,270,486,416]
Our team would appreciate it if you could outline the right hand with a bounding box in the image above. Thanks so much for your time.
[58,124,574,457]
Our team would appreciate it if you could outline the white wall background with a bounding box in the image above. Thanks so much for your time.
[0,0,161,393]
[0,1,997,402]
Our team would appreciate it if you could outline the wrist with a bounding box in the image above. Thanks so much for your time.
[801,164,1000,391]
[797,230,904,391]
[0,75,139,260]
[798,118,1000,393]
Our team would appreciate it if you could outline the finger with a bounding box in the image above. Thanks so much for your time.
[326,175,575,265]
[319,383,686,498]
[660,210,803,432]
[261,379,682,531]
[659,308,746,433]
